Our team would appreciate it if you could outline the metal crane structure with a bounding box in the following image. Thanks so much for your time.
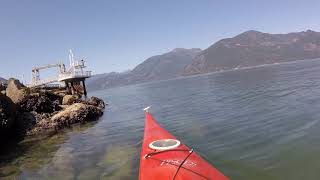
[29,50,92,96]
[31,63,66,86]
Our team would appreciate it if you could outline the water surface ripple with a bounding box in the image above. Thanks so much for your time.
[2,59,320,179]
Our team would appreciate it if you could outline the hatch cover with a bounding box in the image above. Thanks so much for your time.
[149,139,181,150]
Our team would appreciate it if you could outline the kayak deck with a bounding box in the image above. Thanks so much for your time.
[139,112,229,180]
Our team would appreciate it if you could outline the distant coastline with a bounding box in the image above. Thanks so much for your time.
[88,57,320,92]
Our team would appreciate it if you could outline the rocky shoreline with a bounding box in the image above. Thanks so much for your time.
[0,78,105,140]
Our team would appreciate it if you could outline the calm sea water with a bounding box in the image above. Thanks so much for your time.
[2,59,320,180]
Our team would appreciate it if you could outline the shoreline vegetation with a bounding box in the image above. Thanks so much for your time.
[0,78,106,143]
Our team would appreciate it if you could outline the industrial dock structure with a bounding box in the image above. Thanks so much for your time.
[28,50,91,96]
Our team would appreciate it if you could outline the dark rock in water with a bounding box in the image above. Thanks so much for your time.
[28,103,103,135]
[6,78,29,104]
[86,96,106,110]
[14,112,37,136]
[0,93,16,131]
[16,90,106,135]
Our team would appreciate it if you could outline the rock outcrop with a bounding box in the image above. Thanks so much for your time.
[62,95,78,105]
[29,103,103,135]
[52,103,102,124]
[85,96,106,110]
[19,91,62,113]
[1,78,106,136]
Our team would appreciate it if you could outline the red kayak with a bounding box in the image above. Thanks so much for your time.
[139,107,229,180]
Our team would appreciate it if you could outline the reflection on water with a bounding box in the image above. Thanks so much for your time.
[1,59,320,180]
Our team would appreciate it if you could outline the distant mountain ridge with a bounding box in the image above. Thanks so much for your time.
[88,29,320,90]
[183,30,320,75]
[87,48,201,90]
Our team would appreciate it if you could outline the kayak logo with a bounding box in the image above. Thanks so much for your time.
[160,159,197,167]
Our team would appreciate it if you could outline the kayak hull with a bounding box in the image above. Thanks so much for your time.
[139,112,229,180]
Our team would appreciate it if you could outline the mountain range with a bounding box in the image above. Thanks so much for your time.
[87,48,201,90]
[183,30,320,75]
[88,30,320,90]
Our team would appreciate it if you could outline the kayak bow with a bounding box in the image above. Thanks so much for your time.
[139,108,229,180]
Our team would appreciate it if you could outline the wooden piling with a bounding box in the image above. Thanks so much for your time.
[82,80,87,97]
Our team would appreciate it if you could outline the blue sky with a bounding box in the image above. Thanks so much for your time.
[1,0,320,81]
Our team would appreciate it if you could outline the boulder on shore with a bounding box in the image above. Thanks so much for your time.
[52,103,103,124]
[19,91,62,113]
[6,78,29,104]
[62,95,78,105]
[0,93,16,131]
